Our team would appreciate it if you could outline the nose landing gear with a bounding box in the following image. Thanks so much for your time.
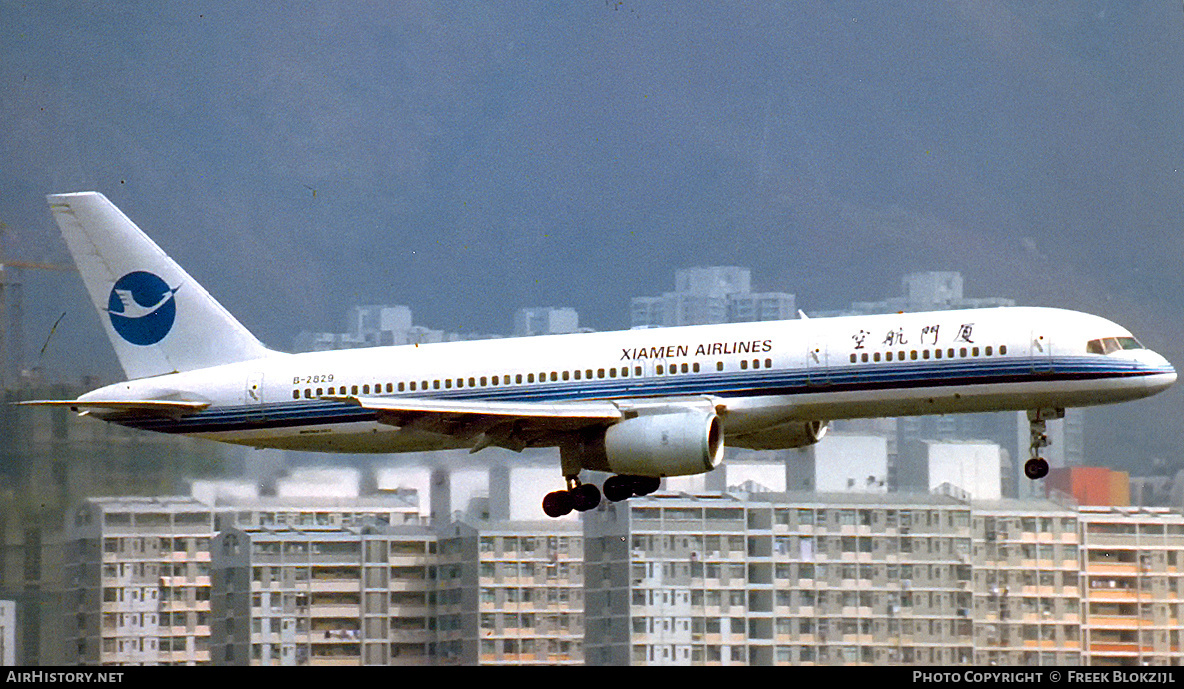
[1023,409,1062,481]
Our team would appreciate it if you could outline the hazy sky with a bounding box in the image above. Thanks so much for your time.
[2,1,1182,467]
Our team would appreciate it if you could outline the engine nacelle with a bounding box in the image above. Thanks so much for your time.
[729,419,828,451]
[602,409,724,477]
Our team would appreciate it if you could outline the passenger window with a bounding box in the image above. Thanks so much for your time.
[399,382,405,392]
[1000,345,1008,355]
[292,390,299,399]
[985,346,993,356]
[751,359,760,369]
[586,369,593,379]
[316,387,323,396]
[550,372,558,382]
[410,382,416,391]
[850,354,857,363]
[574,370,581,380]
[934,349,941,359]
[681,363,689,373]
[947,349,954,358]
[898,351,904,360]
[657,365,664,375]
[305,389,312,398]
[433,380,440,390]
[480,377,487,386]
[922,350,930,359]
[861,353,869,363]
[717,362,724,371]
[421,381,428,390]
[621,367,629,377]
[528,373,535,383]
[634,366,642,376]
[960,348,967,357]
[885,352,893,362]
[363,384,370,393]
[873,352,881,362]
[516,374,523,384]
[740,360,748,370]
[910,351,918,360]
[694,362,701,373]
[469,377,476,387]
[562,371,570,381]
[609,368,617,378]
[327,387,335,395]
[972,347,980,356]
[352,385,359,395]
[386,383,393,393]
[445,379,452,389]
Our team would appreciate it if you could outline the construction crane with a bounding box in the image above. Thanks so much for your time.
[0,221,76,389]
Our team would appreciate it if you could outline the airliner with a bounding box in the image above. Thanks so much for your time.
[28,192,1177,517]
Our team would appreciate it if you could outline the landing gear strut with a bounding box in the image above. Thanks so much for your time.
[1023,409,1062,480]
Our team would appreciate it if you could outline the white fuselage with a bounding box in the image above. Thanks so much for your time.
[80,306,1176,453]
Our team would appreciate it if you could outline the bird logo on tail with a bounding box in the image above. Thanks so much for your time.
[106,271,180,346]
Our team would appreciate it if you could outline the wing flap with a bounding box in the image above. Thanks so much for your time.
[330,395,624,451]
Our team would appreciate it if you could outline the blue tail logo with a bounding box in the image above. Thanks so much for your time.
[107,271,180,345]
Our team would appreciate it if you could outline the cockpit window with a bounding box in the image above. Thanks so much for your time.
[1087,337,1144,355]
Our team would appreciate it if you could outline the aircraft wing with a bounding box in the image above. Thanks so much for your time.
[18,399,210,419]
[332,395,624,452]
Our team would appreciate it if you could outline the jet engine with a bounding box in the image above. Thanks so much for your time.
[602,408,724,477]
[729,419,828,451]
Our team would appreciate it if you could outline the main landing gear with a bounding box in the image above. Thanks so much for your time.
[1023,408,1063,481]
[541,474,663,518]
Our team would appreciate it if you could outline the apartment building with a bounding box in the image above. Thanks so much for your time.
[1078,506,1184,666]
[583,491,975,666]
[971,500,1084,665]
[62,494,421,665]
[436,519,584,665]
[211,524,437,666]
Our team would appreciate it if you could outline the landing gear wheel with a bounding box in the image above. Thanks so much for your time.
[571,483,602,511]
[1024,457,1049,480]
[542,491,574,518]
[632,476,661,496]
[603,475,634,502]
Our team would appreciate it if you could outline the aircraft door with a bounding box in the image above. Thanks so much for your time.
[806,340,830,386]
[1031,332,1053,374]
[245,372,264,412]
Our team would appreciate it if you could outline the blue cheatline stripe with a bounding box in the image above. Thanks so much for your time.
[118,356,1170,435]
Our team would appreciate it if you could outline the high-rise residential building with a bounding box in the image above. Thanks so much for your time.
[61,493,421,665]
[1077,506,1184,666]
[211,524,437,666]
[435,519,584,665]
[583,491,976,666]
[513,307,580,337]
[630,267,795,328]
[829,271,1016,317]
[970,500,1084,665]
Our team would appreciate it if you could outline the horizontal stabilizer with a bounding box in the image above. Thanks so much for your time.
[19,399,210,418]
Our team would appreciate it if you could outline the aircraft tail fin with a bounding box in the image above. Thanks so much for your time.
[47,192,275,380]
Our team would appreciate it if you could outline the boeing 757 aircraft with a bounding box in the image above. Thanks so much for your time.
[28,192,1177,517]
